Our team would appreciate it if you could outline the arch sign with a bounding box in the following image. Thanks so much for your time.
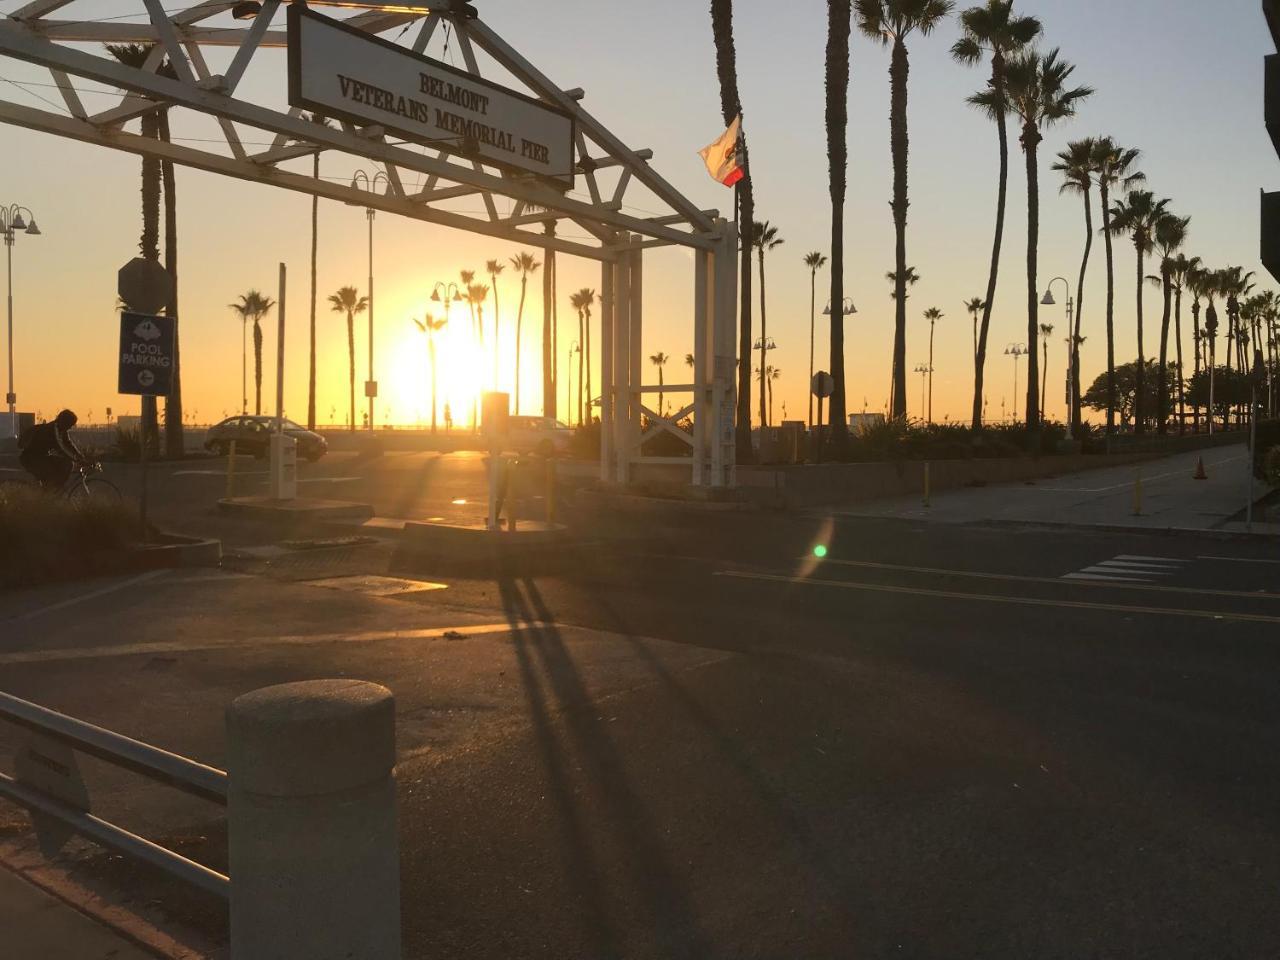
[287,5,575,188]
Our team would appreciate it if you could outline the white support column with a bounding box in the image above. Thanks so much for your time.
[599,248,615,482]
[628,235,643,480]
[692,242,709,486]
[613,242,631,484]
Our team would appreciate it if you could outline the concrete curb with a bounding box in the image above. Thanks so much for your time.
[130,533,222,570]
[216,497,374,526]
[987,518,1280,542]
[575,486,757,515]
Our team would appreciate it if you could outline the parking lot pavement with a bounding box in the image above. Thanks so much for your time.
[827,444,1273,533]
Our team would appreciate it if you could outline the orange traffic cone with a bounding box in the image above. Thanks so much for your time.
[1193,456,1208,480]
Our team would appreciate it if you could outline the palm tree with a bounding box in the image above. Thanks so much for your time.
[304,113,331,432]
[769,366,781,425]
[1000,47,1093,429]
[650,351,669,418]
[327,286,368,431]
[486,259,505,389]
[749,220,784,427]
[952,0,1041,429]
[157,84,183,458]
[923,307,942,423]
[1092,138,1145,433]
[1186,262,1210,430]
[686,353,696,370]
[1038,321,1053,422]
[107,42,164,453]
[1169,253,1199,432]
[887,266,921,299]
[825,0,853,457]
[1052,136,1098,434]
[1108,190,1169,434]
[570,288,588,426]
[509,252,541,414]
[964,296,986,371]
[856,0,954,420]
[709,0,757,462]
[413,315,447,433]
[1152,213,1190,434]
[1111,193,1172,435]
[468,280,488,430]
[229,291,274,416]
[804,251,828,429]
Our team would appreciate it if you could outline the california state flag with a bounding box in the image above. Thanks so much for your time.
[698,115,744,187]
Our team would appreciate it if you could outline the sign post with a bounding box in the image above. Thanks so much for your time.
[117,310,175,538]
[811,371,834,464]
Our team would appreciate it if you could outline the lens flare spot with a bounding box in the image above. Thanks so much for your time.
[813,545,828,559]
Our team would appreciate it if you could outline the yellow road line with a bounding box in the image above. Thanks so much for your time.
[803,557,1280,602]
[721,571,1280,624]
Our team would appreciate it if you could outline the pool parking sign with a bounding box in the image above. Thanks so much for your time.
[118,311,175,396]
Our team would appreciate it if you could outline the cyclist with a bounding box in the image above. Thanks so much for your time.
[18,409,84,491]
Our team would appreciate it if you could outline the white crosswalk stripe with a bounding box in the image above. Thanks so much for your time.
[1062,555,1189,584]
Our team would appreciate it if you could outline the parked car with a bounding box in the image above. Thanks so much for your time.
[505,416,572,457]
[204,416,327,461]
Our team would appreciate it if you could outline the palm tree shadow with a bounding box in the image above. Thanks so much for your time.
[498,577,710,959]
[389,451,444,519]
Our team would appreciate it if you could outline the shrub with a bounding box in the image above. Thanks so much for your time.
[1265,446,1280,487]
[1254,419,1280,480]
[0,485,137,586]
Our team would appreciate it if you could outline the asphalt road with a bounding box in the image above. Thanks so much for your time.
[3,455,1280,958]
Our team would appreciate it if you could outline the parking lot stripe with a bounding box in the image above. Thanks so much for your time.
[5,570,167,624]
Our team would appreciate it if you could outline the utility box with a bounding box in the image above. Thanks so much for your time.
[269,432,297,500]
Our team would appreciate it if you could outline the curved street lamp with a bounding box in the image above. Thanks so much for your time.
[349,169,390,431]
[913,362,932,422]
[2,203,42,438]
[823,297,857,317]
[1042,275,1074,437]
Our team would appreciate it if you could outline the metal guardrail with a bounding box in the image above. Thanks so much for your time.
[0,691,230,899]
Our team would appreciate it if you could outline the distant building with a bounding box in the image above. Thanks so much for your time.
[848,413,886,435]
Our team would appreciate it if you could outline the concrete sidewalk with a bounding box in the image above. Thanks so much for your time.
[826,444,1278,535]
[0,868,155,959]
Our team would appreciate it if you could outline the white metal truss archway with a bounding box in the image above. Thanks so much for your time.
[0,0,738,487]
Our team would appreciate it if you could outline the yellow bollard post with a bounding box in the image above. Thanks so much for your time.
[1132,467,1143,516]
[922,461,931,508]
[226,439,237,500]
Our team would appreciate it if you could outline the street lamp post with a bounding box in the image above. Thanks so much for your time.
[2,203,41,438]
[349,170,389,432]
[1042,277,1073,438]
[1004,343,1027,422]
[429,281,464,428]
[820,297,857,429]
[913,362,931,422]
[753,335,778,427]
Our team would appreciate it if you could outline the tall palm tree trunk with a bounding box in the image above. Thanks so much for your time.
[1041,339,1048,424]
[1101,183,1117,434]
[1072,186,1093,435]
[515,275,527,415]
[973,55,1008,431]
[825,0,851,458]
[429,338,438,434]
[758,247,768,427]
[1174,285,1185,433]
[1134,248,1146,434]
[808,266,817,429]
[577,305,585,427]
[542,224,556,420]
[492,279,501,390]
[140,109,162,455]
[308,151,319,431]
[1191,300,1202,431]
[159,108,183,459]
[584,304,592,424]
[347,312,356,432]
[253,317,264,416]
[1157,263,1172,434]
[889,37,910,420]
[1023,121,1041,429]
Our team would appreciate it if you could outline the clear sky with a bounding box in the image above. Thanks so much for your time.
[0,0,1274,429]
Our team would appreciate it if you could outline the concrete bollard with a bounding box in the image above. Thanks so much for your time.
[226,680,400,960]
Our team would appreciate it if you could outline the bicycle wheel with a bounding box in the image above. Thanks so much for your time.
[69,477,124,505]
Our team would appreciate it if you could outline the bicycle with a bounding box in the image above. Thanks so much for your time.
[0,460,123,505]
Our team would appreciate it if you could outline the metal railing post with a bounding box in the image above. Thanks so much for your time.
[227,680,400,960]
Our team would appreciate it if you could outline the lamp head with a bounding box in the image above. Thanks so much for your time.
[822,303,832,316]
[10,212,26,231]
[430,289,441,302]
[231,1,262,19]
[848,301,858,315]
[24,219,39,236]
[1041,289,1055,306]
